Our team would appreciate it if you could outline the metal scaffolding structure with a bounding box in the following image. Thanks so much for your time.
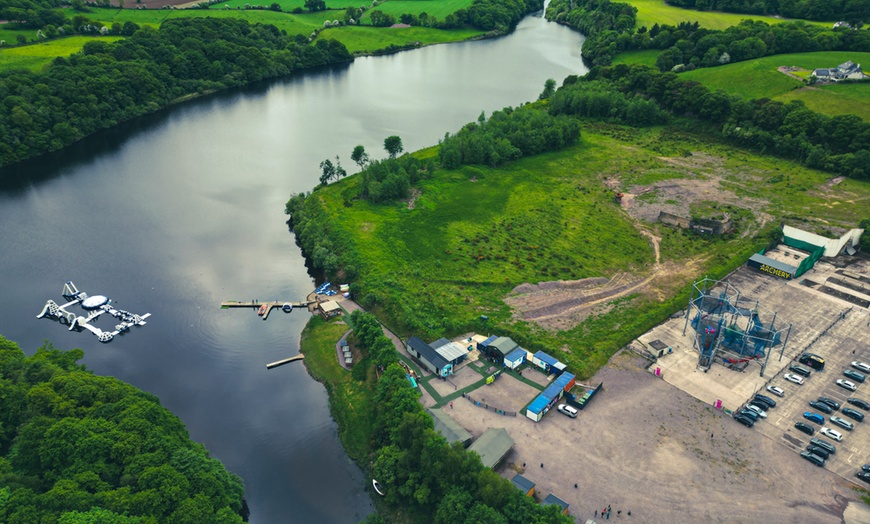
[682,277,792,377]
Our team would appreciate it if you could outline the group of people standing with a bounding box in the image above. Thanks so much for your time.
[594,504,629,520]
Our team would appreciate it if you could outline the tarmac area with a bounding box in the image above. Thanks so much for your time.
[439,351,869,523]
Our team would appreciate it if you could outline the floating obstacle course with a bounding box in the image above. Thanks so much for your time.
[36,281,151,343]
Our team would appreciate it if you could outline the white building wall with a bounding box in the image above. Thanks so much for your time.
[783,225,864,257]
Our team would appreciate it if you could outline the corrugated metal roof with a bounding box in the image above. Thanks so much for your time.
[511,474,535,492]
[436,341,468,362]
[480,335,498,347]
[505,348,527,363]
[553,372,575,389]
[468,428,514,468]
[534,351,560,367]
[489,336,519,355]
[407,336,449,370]
[527,395,550,414]
[749,253,797,275]
[427,408,472,446]
[430,337,451,349]
[543,493,569,510]
[542,382,563,400]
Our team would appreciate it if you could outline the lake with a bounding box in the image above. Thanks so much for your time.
[0,10,586,523]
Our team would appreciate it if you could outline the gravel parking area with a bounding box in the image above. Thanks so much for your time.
[444,350,868,523]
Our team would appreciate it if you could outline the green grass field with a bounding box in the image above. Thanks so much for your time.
[363,0,474,19]
[679,52,870,119]
[322,24,482,52]
[300,316,375,460]
[0,36,122,72]
[628,0,828,30]
[307,122,869,376]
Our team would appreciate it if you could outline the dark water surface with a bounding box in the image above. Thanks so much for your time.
[0,11,586,524]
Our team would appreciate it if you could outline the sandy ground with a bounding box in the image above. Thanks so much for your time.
[440,351,866,523]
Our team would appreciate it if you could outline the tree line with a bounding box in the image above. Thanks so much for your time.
[664,0,869,25]
[584,63,870,179]
[547,0,870,68]
[0,336,247,524]
[346,312,572,524]
[0,18,352,169]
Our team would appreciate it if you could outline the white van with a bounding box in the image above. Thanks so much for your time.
[557,404,578,418]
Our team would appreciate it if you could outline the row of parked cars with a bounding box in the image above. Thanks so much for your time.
[733,393,778,427]
[796,359,870,468]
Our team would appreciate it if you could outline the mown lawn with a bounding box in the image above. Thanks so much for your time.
[363,0,474,19]
[679,52,870,119]
[308,122,870,377]
[628,0,829,30]
[0,36,122,72]
[300,316,375,460]
[322,24,482,52]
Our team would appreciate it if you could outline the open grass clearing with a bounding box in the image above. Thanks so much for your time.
[678,52,870,119]
[322,24,482,52]
[628,0,829,30]
[611,49,661,67]
[0,36,122,72]
[363,0,474,19]
[308,122,870,377]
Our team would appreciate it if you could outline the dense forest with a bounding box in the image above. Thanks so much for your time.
[664,0,869,24]
[0,336,247,524]
[343,312,571,524]
[0,18,352,168]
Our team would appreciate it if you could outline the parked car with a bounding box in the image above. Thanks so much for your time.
[841,407,864,422]
[810,437,836,455]
[847,397,870,410]
[830,416,854,431]
[857,471,870,483]
[746,404,768,418]
[809,401,832,415]
[734,414,755,427]
[852,361,870,373]
[739,410,760,421]
[844,369,866,383]
[837,379,858,392]
[790,364,812,377]
[806,445,830,460]
[557,404,578,418]
[753,394,777,409]
[820,427,843,442]
[817,397,840,411]
[800,450,825,467]
[767,385,785,397]
[794,422,815,435]
[862,464,870,473]
[803,412,825,425]
[799,353,826,371]
[784,373,805,385]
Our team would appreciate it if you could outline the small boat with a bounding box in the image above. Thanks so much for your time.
[257,304,268,316]
[372,479,385,496]
[282,303,293,313]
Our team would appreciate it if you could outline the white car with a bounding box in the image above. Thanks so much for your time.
[820,427,843,442]
[830,416,854,431]
[557,404,578,418]
[746,404,768,418]
[837,379,858,392]
[784,373,804,385]
[852,361,870,373]
[766,385,785,397]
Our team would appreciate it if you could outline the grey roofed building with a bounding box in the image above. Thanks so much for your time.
[511,473,535,495]
[427,408,473,447]
[468,428,514,468]
[812,68,830,77]
[543,493,569,514]
[429,337,451,349]
[488,336,519,357]
[407,336,450,375]
[435,341,468,363]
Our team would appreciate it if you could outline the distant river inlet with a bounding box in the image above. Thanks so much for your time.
[0,12,587,524]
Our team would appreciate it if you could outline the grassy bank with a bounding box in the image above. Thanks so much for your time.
[627,0,829,30]
[0,36,122,73]
[300,315,376,461]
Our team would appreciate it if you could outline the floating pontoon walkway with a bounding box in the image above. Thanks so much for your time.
[220,300,314,320]
[266,355,304,369]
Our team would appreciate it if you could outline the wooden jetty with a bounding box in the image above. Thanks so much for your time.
[220,300,314,320]
[266,355,304,369]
